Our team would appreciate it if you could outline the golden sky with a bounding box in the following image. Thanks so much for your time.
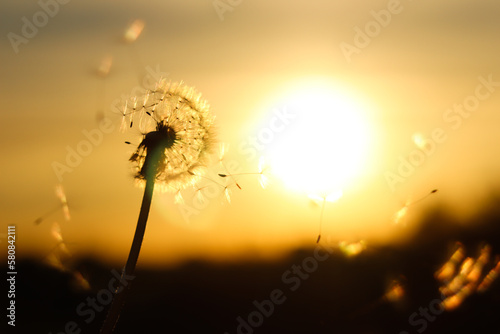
[2,0,500,267]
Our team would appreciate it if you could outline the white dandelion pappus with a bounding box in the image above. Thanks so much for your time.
[128,81,216,192]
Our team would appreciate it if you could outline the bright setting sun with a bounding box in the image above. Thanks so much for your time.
[265,79,372,196]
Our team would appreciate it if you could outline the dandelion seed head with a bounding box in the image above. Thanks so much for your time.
[128,81,216,191]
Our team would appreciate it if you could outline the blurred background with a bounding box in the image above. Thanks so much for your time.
[1,0,500,333]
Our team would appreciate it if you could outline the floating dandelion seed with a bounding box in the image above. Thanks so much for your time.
[392,189,438,225]
[384,279,405,303]
[217,144,242,190]
[217,154,270,190]
[123,19,144,43]
[44,222,90,291]
[308,190,342,243]
[101,81,215,334]
[338,240,367,257]
[174,189,184,205]
[97,55,113,78]
[258,156,270,189]
[55,184,71,221]
[195,173,236,204]
[34,184,70,225]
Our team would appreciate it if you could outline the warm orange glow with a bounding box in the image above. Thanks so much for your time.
[338,240,367,257]
[477,259,500,293]
[384,280,405,303]
[438,243,500,311]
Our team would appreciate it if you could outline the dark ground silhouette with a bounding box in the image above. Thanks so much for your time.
[8,198,500,334]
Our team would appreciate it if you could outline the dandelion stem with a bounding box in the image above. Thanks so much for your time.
[100,174,155,334]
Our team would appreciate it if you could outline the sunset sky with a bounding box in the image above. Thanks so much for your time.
[2,0,500,267]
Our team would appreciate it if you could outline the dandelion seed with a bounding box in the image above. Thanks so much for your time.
[217,144,242,190]
[55,184,70,221]
[34,185,70,225]
[174,190,184,204]
[97,55,113,78]
[309,190,342,243]
[338,240,366,257]
[123,19,145,43]
[219,143,227,163]
[48,222,70,258]
[258,156,269,189]
[384,279,405,303]
[393,205,408,225]
[224,187,231,203]
[45,222,90,291]
[392,189,438,225]
[72,271,91,291]
[194,188,206,205]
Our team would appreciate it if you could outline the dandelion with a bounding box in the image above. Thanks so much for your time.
[100,81,215,334]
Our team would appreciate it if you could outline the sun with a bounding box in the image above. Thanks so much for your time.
[265,79,372,196]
